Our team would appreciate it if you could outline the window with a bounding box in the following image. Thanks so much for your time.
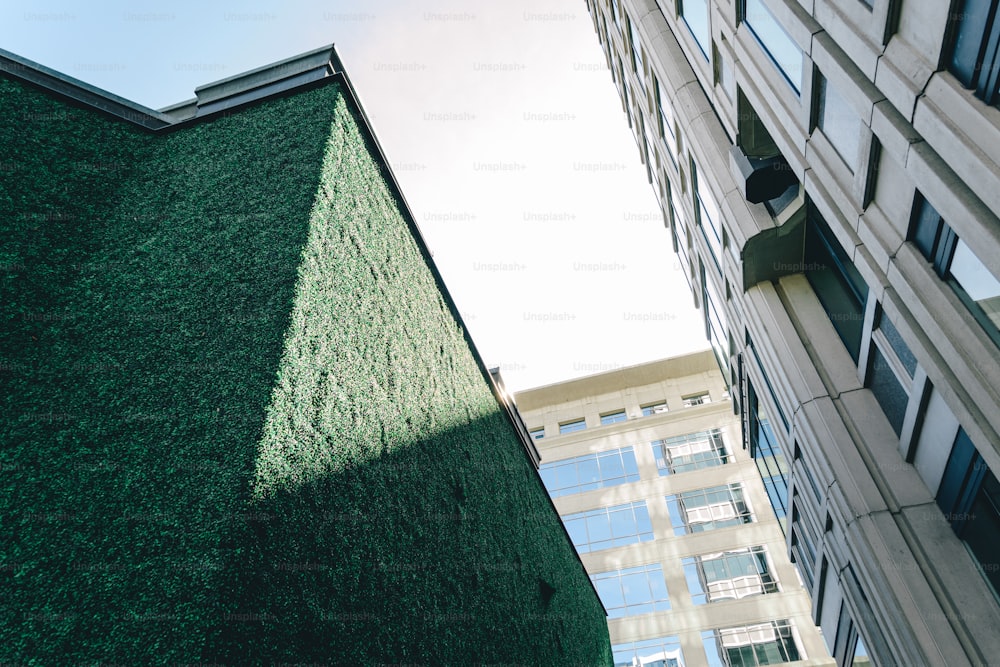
[692,162,724,272]
[613,636,684,667]
[562,501,654,553]
[804,206,869,362]
[684,546,779,604]
[816,74,862,171]
[683,392,711,407]
[654,428,729,475]
[601,409,628,425]
[746,380,789,529]
[746,334,788,431]
[936,428,1000,596]
[666,483,754,535]
[627,13,645,91]
[909,193,1000,347]
[877,313,917,377]
[640,114,655,181]
[702,620,801,666]
[714,42,736,100]
[791,505,818,588]
[794,443,823,505]
[539,447,640,498]
[611,0,622,33]
[681,0,711,60]
[592,564,671,618]
[641,401,669,416]
[655,76,678,165]
[866,338,909,436]
[559,418,587,434]
[703,266,729,373]
[529,427,544,440]
[618,58,631,111]
[947,0,1000,106]
[743,0,803,92]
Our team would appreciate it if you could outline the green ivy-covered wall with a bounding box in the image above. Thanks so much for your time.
[0,74,611,665]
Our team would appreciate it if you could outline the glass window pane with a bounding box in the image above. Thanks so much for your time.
[578,458,601,484]
[682,0,711,59]
[559,418,587,434]
[878,314,917,377]
[614,637,684,667]
[950,239,1000,333]
[601,410,627,425]
[623,449,640,476]
[948,0,995,88]
[587,513,613,543]
[621,570,649,605]
[564,516,588,548]
[868,345,909,436]
[634,503,653,536]
[911,194,943,261]
[745,0,803,91]
[805,211,868,361]
[818,76,861,171]
[599,452,625,479]
[609,506,639,539]
[554,463,578,491]
[595,575,626,610]
[655,77,678,162]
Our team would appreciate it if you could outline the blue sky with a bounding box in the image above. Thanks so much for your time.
[2,0,710,391]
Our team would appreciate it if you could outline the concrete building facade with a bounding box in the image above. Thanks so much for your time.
[584,0,1000,665]
[517,351,834,667]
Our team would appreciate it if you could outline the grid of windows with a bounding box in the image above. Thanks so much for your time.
[613,636,684,667]
[563,501,654,553]
[683,546,779,604]
[743,0,803,92]
[666,483,754,535]
[702,620,801,666]
[653,428,729,475]
[539,447,640,498]
[681,0,711,60]
[816,74,861,171]
[592,564,671,618]
[909,193,1000,347]
[559,418,587,434]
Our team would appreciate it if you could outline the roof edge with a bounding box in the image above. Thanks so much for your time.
[0,47,173,129]
[0,44,344,129]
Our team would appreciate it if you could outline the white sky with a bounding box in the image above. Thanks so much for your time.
[2,0,709,392]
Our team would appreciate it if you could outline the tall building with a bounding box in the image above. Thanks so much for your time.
[584,0,1000,665]
[0,46,612,665]
[516,351,833,667]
